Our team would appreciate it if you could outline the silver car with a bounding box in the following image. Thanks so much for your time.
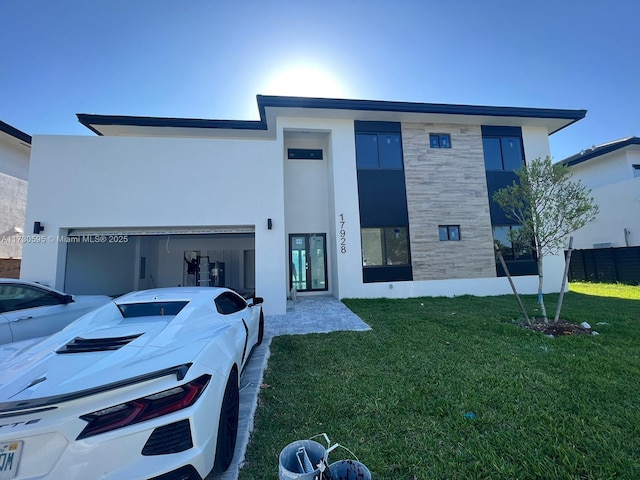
[0,279,111,345]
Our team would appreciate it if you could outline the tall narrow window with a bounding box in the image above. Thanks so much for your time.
[482,125,537,277]
[355,121,412,283]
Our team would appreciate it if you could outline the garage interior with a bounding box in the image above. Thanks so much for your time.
[63,229,255,298]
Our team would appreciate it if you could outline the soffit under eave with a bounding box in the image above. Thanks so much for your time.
[85,123,276,140]
[262,106,575,135]
[85,109,578,138]
[0,130,32,149]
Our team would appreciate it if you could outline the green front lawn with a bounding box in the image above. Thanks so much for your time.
[240,284,640,479]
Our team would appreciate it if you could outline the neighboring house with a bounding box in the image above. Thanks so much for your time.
[0,120,31,278]
[560,137,640,249]
[21,95,586,315]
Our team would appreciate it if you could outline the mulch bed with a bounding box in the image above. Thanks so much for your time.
[521,318,592,337]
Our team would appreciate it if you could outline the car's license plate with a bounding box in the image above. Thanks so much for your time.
[0,441,22,480]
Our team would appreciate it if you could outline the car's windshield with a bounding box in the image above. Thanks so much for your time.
[117,301,189,318]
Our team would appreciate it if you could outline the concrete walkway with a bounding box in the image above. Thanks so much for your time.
[209,296,370,480]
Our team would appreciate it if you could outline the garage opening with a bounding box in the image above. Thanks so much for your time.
[63,227,255,297]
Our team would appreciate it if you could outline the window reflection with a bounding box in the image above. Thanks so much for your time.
[361,227,409,266]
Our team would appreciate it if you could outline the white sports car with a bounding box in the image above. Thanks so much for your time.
[0,287,264,480]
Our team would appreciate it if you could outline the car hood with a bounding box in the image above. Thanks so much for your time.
[0,302,229,404]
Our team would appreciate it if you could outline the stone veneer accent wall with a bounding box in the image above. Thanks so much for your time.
[402,123,496,280]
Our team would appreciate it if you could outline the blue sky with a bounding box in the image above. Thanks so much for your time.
[1,0,637,159]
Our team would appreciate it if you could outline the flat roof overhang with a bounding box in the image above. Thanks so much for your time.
[77,95,587,139]
[0,120,31,147]
[560,136,640,167]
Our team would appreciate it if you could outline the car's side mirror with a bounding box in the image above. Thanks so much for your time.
[251,296,264,305]
[62,294,75,304]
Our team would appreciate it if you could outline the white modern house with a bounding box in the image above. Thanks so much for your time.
[21,95,586,315]
[560,137,640,249]
[0,120,31,278]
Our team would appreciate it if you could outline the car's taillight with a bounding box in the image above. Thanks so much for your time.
[77,375,211,439]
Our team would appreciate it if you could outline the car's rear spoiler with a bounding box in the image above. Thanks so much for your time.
[0,363,192,417]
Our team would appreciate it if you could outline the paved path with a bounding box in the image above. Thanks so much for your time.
[209,296,370,480]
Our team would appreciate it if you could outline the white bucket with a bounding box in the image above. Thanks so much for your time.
[278,439,327,480]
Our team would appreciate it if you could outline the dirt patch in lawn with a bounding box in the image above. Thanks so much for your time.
[522,318,592,337]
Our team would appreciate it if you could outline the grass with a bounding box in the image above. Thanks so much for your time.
[240,283,640,479]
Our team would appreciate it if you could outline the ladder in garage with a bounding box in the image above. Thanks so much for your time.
[198,256,210,286]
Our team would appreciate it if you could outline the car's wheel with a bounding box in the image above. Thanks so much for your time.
[257,310,264,345]
[212,368,239,474]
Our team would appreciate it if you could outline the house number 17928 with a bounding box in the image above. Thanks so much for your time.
[339,213,347,253]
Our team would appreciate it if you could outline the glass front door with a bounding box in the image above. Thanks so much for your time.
[289,233,327,292]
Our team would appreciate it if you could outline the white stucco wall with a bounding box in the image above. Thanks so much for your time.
[569,148,640,190]
[326,120,364,299]
[0,136,29,181]
[520,126,565,293]
[282,126,331,293]
[0,136,29,258]
[279,117,362,300]
[568,172,640,249]
[564,146,640,249]
[628,149,640,171]
[0,173,27,258]
[21,116,568,313]
[22,134,287,314]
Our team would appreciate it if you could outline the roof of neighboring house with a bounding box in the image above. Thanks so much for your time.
[0,120,32,145]
[560,136,640,167]
[77,95,587,138]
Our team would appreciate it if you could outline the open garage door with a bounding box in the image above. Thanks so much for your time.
[64,227,255,297]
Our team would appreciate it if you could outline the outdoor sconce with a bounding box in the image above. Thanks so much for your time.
[267,218,273,230]
[33,221,45,234]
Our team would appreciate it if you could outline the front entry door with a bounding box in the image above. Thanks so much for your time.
[289,234,328,292]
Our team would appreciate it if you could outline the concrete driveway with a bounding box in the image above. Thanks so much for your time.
[208,296,370,480]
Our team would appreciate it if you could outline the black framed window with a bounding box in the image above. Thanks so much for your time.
[482,136,524,171]
[429,133,451,148]
[483,126,536,277]
[287,148,323,160]
[356,133,403,169]
[633,164,640,177]
[355,121,412,283]
[493,225,534,261]
[361,227,410,266]
[438,225,460,241]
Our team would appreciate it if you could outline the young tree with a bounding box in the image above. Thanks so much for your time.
[493,156,599,322]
